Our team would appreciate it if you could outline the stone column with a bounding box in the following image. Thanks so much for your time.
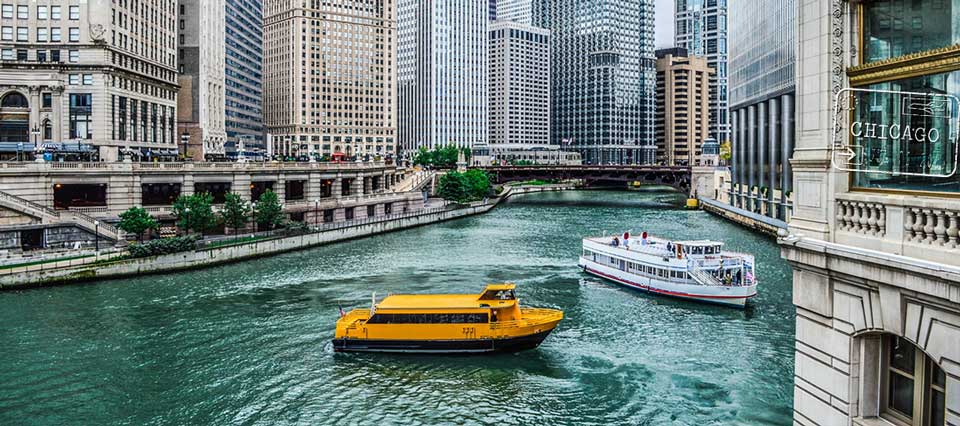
[768,98,779,218]
[182,173,195,197]
[758,102,767,215]
[736,108,744,208]
[747,104,756,212]
[781,94,794,221]
[736,107,740,206]
[274,177,286,203]
[306,172,321,201]
[739,108,747,209]
[333,176,343,199]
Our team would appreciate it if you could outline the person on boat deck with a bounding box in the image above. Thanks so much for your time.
[641,231,649,246]
[666,242,673,252]
[622,232,630,249]
[611,237,620,247]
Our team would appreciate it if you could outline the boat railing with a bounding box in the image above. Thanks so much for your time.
[490,308,562,329]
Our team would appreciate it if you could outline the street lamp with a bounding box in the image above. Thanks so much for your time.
[94,220,100,252]
[32,125,43,162]
[183,207,190,236]
[251,202,257,233]
[314,199,320,230]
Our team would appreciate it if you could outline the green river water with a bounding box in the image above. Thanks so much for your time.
[0,190,794,425]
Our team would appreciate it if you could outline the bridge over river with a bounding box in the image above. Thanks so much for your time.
[477,165,720,196]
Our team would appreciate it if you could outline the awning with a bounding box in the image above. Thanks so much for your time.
[0,142,36,152]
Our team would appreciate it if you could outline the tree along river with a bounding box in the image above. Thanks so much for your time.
[0,190,794,425]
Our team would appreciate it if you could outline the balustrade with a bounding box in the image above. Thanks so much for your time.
[836,199,886,237]
[903,207,959,249]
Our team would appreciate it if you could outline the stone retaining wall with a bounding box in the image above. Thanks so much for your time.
[0,184,576,289]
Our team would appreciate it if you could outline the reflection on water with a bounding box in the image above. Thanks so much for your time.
[0,190,794,425]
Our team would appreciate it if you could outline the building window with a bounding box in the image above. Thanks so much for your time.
[15,49,25,61]
[0,5,11,19]
[68,5,79,20]
[68,27,79,42]
[16,5,26,19]
[50,49,59,62]
[862,0,960,64]
[16,27,26,42]
[0,49,10,61]
[68,74,79,85]
[37,50,46,62]
[41,93,51,109]
[881,336,947,426]
[68,50,78,63]
[69,93,92,140]
[50,6,60,20]
[37,27,47,42]
[1,26,12,41]
[37,6,47,20]
[42,120,52,140]
[50,28,61,42]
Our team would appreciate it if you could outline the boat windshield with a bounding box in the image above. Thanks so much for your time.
[480,289,516,300]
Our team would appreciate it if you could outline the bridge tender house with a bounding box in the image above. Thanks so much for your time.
[846,0,960,194]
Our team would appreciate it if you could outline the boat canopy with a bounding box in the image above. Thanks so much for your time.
[375,284,519,311]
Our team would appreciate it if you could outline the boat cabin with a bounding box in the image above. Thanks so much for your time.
[676,241,724,256]
[364,284,522,325]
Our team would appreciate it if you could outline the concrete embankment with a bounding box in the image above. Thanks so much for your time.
[698,197,787,237]
[0,184,575,289]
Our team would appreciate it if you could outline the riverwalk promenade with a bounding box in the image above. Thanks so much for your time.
[0,184,576,289]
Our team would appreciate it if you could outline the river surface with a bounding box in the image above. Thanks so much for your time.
[0,190,795,425]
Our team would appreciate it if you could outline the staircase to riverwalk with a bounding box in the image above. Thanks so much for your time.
[0,190,122,241]
[394,170,437,193]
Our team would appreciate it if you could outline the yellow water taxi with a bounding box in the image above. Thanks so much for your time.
[333,284,563,354]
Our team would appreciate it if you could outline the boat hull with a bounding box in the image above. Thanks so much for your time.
[579,258,756,308]
[332,328,554,354]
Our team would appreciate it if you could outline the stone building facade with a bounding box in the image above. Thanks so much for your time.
[655,48,713,167]
[177,0,227,160]
[0,0,179,162]
[263,0,397,159]
[782,1,960,426]
[0,162,417,251]
[488,20,550,151]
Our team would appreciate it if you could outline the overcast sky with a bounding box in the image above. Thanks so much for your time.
[655,0,676,49]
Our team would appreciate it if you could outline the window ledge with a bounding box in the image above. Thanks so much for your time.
[852,417,899,426]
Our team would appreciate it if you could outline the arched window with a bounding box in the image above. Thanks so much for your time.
[0,92,28,108]
[882,336,946,426]
[42,119,52,140]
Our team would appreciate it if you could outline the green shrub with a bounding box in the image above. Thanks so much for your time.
[128,236,198,258]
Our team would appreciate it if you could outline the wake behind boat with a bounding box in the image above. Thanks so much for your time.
[579,232,758,308]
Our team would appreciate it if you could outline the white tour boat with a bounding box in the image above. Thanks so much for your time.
[579,232,758,308]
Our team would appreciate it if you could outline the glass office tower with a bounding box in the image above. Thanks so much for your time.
[675,0,729,146]
[225,0,265,159]
[398,0,489,152]
[533,0,656,164]
[728,0,796,220]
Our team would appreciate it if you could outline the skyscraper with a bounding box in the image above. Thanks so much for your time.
[264,0,397,159]
[398,1,489,152]
[728,0,795,220]
[534,0,656,165]
[655,48,713,166]
[488,20,550,151]
[224,0,265,160]
[494,0,534,25]
[178,0,228,161]
[675,0,729,146]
